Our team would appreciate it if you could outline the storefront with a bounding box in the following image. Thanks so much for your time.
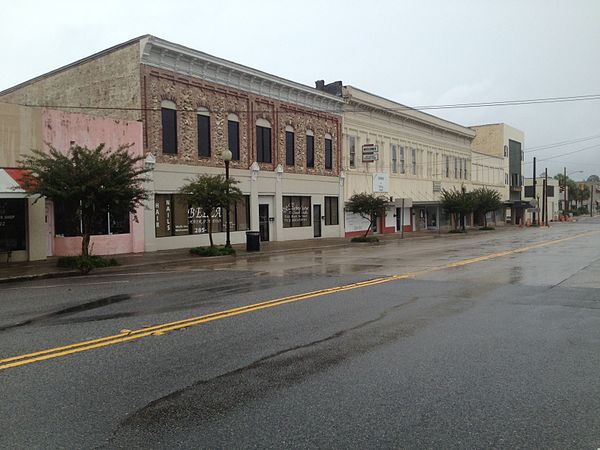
[0,168,46,262]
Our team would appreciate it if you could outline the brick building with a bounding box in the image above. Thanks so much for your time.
[0,36,345,251]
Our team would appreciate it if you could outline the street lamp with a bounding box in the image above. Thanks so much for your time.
[222,149,233,248]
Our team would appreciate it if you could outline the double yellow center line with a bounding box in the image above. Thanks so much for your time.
[0,230,596,371]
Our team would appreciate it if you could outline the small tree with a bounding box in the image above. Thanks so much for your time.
[345,192,388,238]
[19,143,148,257]
[179,174,242,247]
[440,187,474,231]
[472,187,502,228]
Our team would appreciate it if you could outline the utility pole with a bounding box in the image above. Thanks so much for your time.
[544,167,548,226]
[544,168,548,226]
[591,183,594,218]
[541,172,546,226]
[563,166,567,216]
[531,156,539,225]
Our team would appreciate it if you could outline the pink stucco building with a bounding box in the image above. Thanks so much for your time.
[41,110,145,256]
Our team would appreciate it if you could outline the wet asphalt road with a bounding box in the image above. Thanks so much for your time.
[1,220,600,449]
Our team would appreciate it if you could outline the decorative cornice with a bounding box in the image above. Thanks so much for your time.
[343,86,476,140]
[141,36,344,115]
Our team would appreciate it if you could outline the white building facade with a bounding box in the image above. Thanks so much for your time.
[316,82,476,235]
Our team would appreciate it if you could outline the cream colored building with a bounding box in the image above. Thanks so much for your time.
[470,123,526,224]
[316,82,476,234]
[524,177,560,223]
[0,102,46,261]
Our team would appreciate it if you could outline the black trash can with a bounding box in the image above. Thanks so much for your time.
[246,231,260,252]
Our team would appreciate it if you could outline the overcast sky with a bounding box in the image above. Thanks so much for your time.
[2,0,599,179]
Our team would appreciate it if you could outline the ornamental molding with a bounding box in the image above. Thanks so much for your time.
[141,36,344,115]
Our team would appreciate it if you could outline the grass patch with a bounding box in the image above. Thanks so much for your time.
[351,236,379,243]
[189,246,236,257]
[448,229,466,234]
[57,255,119,274]
[479,226,495,231]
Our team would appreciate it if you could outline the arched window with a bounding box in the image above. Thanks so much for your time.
[256,119,272,163]
[306,129,315,168]
[324,133,333,170]
[197,107,211,157]
[285,125,295,166]
[227,114,240,161]
[161,100,177,155]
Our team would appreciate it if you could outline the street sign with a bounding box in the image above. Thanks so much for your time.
[362,144,379,162]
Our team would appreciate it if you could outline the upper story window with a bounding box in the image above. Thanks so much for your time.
[349,135,356,168]
[256,118,272,163]
[426,151,433,178]
[325,133,333,170]
[454,157,458,179]
[197,107,211,158]
[285,125,295,166]
[306,130,315,168]
[445,155,450,178]
[391,144,398,173]
[228,114,240,160]
[411,148,417,175]
[399,147,405,174]
[161,100,177,155]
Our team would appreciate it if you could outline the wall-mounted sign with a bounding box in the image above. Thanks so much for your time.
[373,173,389,193]
[362,144,379,162]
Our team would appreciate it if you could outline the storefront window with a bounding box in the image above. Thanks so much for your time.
[282,196,311,228]
[0,199,27,251]
[155,194,250,237]
[54,200,129,237]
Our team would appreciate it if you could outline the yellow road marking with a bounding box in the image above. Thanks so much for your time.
[0,230,597,371]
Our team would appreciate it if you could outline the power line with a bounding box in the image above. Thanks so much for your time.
[9,92,600,114]
[524,132,600,153]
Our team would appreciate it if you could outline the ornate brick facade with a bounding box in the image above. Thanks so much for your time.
[142,66,341,176]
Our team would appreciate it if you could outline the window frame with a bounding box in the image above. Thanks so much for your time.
[197,109,211,158]
[349,135,356,168]
[227,114,240,161]
[256,120,272,163]
[285,126,295,166]
[324,196,339,226]
[324,134,333,170]
[306,130,315,168]
[161,100,177,155]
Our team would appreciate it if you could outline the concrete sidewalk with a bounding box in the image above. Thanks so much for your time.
[0,227,516,284]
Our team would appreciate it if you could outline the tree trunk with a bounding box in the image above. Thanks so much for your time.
[81,233,90,257]
[483,212,487,228]
[363,218,372,238]
[81,215,92,256]
[208,221,214,247]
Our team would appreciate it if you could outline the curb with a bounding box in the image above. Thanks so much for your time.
[0,226,521,284]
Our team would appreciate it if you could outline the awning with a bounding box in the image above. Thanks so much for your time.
[0,168,29,198]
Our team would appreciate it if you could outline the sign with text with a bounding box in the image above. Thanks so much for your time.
[362,144,379,162]
[373,173,389,193]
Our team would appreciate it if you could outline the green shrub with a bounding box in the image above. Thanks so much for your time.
[351,236,379,243]
[56,255,119,273]
[448,229,466,234]
[479,226,495,231]
[189,246,236,257]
